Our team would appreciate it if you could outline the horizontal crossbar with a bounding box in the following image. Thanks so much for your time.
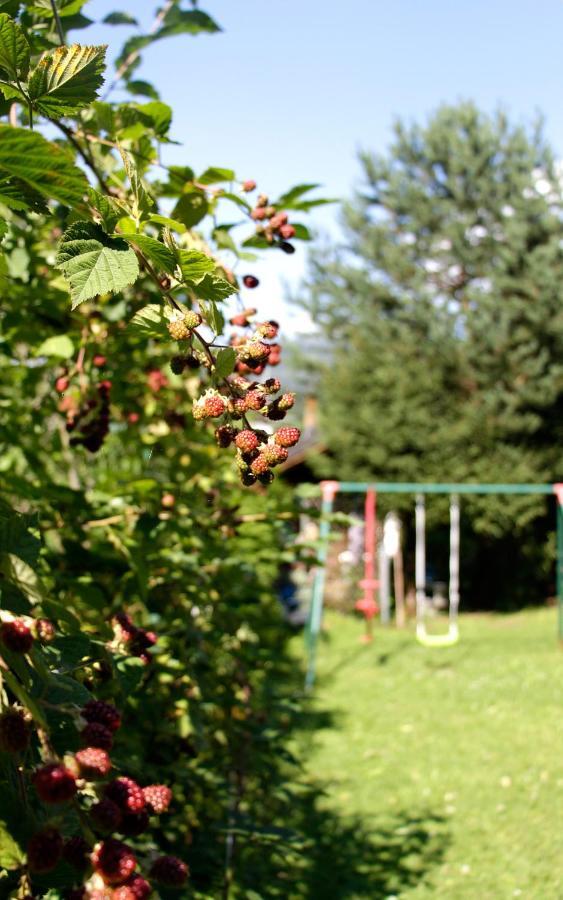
[328,482,556,496]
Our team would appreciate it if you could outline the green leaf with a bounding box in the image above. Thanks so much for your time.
[214,347,236,378]
[36,334,74,359]
[28,43,107,117]
[218,190,251,211]
[87,187,122,231]
[0,552,47,604]
[159,165,194,196]
[0,172,48,213]
[177,249,215,284]
[27,0,88,16]
[172,190,208,228]
[148,214,185,233]
[103,11,138,25]
[292,223,311,241]
[0,12,30,80]
[195,273,238,302]
[0,817,24,869]
[118,145,153,219]
[119,233,176,274]
[199,299,224,335]
[56,221,140,309]
[128,303,171,339]
[158,8,221,39]
[135,100,171,137]
[126,78,159,99]
[275,183,320,207]
[0,509,40,567]
[198,167,235,185]
[0,125,89,209]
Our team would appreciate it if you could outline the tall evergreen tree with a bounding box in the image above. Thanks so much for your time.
[302,103,563,605]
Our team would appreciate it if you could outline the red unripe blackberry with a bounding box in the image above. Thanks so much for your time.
[105,777,146,813]
[119,809,149,836]
[81,721,114,751]
[161,493,175,509]
[128,412,140,424]
[280,223,296,239]
[245,389,265,410]
[274,427,301,448]
[82,700,121,733]
[256,321,279,340]
[250,454,270,476]
[0,708,30,753]
[0,619,33,653]
[242,274,259,289]
[34,617,56,642]
[241,179,256,192]
[55,375,70,392]
[230,313,250,327]
[262,444,289,466]
[98,380,112,394]
[269,212,288,230]
[250,207,267,221]
[263,377,281,394]
[235,430,259,453]
[229,397,248,418]
[143,783,173,814]
[150,855,189,887]
[278,392,295,410]
[112,612,138,644]
[75,747,112,780]
[63,835,91,871]
[90,798,123,833]
[92,839,137,886]
[33,763,77,804]
[27,827,63,873]
[113,875,152,899]
[93,355,107,367]
[215,425,237,447]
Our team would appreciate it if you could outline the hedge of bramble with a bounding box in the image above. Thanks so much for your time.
[0,3,324,897]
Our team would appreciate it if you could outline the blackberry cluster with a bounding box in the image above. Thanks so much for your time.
[21,690,186,896]
[66,381,111,453]
[111,612,158,665]
[248,189,296,252]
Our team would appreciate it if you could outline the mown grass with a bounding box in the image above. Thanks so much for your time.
[294,608,563,899]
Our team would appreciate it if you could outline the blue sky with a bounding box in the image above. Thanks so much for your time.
[84,0,563,330]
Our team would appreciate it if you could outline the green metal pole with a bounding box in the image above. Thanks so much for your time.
[305,482,338,689]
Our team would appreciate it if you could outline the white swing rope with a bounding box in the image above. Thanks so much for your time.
[415,493,460,647]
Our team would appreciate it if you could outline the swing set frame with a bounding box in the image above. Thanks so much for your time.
[304,480,563,688]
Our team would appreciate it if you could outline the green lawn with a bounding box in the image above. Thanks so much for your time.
[295,609,563,899]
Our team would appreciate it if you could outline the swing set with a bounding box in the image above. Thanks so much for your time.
[305,480,563,688]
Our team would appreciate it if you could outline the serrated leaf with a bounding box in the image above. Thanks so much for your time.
[0,509,40,566]
[0,125,89,209]
[128,303,171,339]
[119,234,176,274]
[0,552,47,604]
[0,172,48,213]
[28,43,107,116]
[178,249,215,284]
[36,334,74,359]
[118,145,152,220]
[172,190,208,228]
[195,273,237,302]
[103,11,138,25]
[0,12,29,80]
[198,166,235,185]
[214,347,236,378]
[148,214,185,233]
[56,221,139,308]
[87,187,122,231]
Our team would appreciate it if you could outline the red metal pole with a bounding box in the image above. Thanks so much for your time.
[355,488,379,641]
